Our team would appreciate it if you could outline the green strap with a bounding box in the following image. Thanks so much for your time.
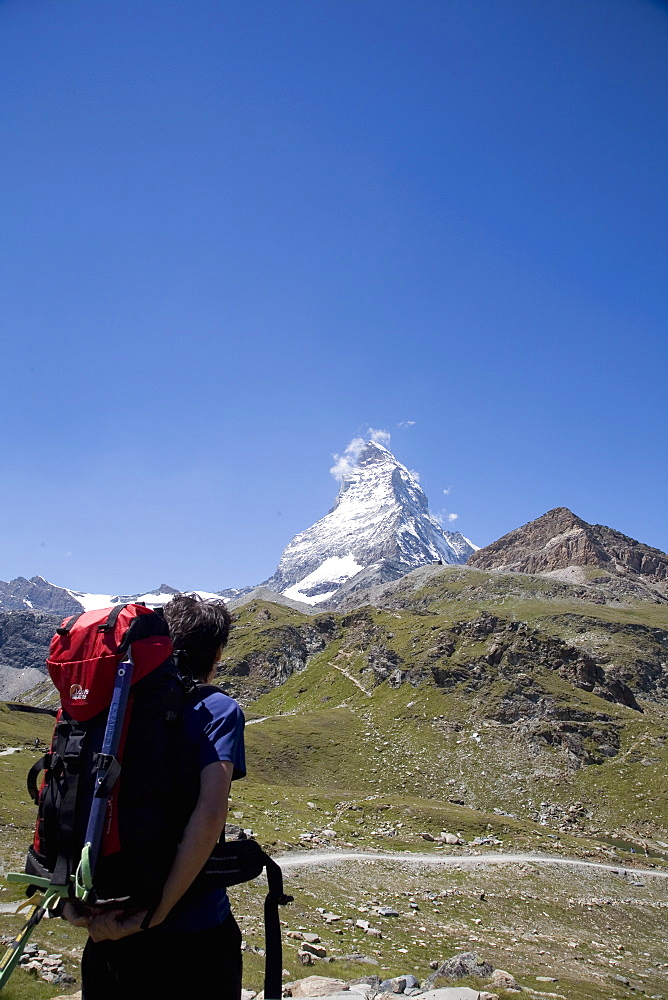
[74,843,93,900]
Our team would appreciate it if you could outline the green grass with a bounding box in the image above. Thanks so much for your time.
[4,572,668,998]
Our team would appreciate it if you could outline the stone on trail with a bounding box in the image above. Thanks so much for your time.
[289,976,349,997]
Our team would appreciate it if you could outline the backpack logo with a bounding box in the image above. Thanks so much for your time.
[69,684,89,701]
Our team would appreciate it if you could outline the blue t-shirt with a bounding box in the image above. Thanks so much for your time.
[160,688,246,933]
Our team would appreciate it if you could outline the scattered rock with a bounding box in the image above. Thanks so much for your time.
[301,942,327,959]
[424,952,495,987]
[419,989,489,1000]
[488,969,519,991]
[17,944,75,986]
[348,976,381,991]
[376,906,399,917]
[439,833,463,845]
[378,975,420,993]
[289,976,348,997]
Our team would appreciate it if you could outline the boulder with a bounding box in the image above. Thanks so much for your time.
[439,833,462,845]
[290,976,348,997]
[488,969,519,991]
[424,951,495,987]
[379,975,420,993]
[302,942,327,958]
[418,990,490,1000]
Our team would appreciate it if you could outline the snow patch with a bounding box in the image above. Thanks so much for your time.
[67,589,223,612]
[282,554,364,605]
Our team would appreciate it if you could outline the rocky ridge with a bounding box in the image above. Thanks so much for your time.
[468,508,668,601]
[0,610,60,700]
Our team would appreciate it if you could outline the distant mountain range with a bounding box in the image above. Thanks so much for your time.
[1,443,666,620]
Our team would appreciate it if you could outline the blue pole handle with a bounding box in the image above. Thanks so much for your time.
[82,651,135,880]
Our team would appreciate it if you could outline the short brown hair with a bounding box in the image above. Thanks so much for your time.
[163,593,232,680]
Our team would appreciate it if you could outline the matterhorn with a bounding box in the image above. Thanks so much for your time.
[263,440,477,606]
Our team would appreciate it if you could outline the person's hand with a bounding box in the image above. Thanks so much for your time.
[61,900,93,928]
[87,908,149,943]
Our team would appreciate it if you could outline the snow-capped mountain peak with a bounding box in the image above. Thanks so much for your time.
[264,440,477,605]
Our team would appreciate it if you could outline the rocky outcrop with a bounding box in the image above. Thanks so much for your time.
[427,612,642,711]
[218,619,338,700]
[0,576,82,615]
[0,610,59,699]
[468,508,668,592]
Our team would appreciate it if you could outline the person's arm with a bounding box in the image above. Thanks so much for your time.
[85,759,233,942]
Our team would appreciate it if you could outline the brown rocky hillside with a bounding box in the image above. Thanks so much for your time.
[467,507,668,598]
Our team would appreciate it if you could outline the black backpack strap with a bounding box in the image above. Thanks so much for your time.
[27,754,52,805]
[98,604,128,635]
[49,722,87,889]
[91,753,122,798]
[193,839,292,999]
[56,612,85,636]
[262,853,293,1000]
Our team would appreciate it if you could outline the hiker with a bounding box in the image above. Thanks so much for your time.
[63,594,246,1000]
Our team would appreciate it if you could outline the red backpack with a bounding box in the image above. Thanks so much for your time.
[25,603,196,906]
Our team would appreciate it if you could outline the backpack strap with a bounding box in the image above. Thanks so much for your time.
[26,755,51,805]
[97,604,128,635]
[195,840,292,1000]
[49,721,88,889]
[263,853,293,1000]
[55,612,85,637]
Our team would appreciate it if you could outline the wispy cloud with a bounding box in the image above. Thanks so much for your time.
[442,486,453,495]
[435,510,460,526]
[409,469,421,482]
[330,437,366,481]
[330,427,391,481]
[368,427,391,447]
[398,420,416,429]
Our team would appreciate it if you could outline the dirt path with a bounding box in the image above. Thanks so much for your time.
[331,663,372,696]
[276,848,668,879]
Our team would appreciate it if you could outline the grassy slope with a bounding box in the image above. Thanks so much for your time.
[3,568,667,998]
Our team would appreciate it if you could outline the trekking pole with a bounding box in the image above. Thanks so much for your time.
[75,649,135,898]
[0,900,50,988]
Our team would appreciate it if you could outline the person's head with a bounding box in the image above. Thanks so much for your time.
[163,593,232,682]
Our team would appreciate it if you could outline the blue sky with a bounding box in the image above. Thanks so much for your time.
[1,0,666,594]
